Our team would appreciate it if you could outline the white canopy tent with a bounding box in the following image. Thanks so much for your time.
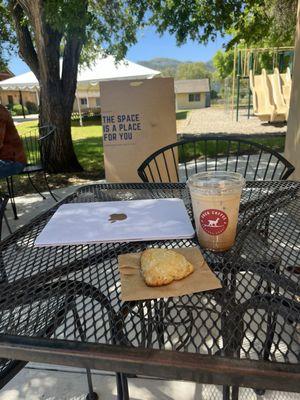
[0,55,160,124]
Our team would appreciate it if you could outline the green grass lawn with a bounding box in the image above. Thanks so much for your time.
[5,116,285,195]
[176,110,189,120]
[179,137,285,164]
[17,118,103,173]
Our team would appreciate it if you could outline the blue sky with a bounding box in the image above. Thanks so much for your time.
[9,26,229,75]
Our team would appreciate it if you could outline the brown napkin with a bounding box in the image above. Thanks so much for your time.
[118,247,222,301]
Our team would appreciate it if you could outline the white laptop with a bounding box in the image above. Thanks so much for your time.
[34,198,195,247]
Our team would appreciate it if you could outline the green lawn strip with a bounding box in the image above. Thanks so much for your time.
[179,137,285,163]
[70,119,103,173]
[176,110,189,120]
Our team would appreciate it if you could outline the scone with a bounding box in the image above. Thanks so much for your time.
[140,248,194,287]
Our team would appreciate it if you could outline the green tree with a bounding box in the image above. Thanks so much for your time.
[149,0,297,49]
[226,0,297,48]
[175,62,211,80]
[0,0,147,172]
[0,2,16,69]
[213,50,234,79]
[160,67,177,77]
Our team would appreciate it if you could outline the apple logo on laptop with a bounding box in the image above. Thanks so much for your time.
[109,213,127,223]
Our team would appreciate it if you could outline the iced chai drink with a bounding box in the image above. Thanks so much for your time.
[187,171,245,252]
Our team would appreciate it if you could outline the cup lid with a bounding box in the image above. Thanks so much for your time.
[187,171,245,193]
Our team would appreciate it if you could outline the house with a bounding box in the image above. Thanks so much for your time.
[174,79,211,110]
[0,68,38,110]
[0,56,160,115]
[0,68,14,81]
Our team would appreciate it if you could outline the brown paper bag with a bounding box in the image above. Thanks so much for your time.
[118,247,222,301]
[100,77,178,182]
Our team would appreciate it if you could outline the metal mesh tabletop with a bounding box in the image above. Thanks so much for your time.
[0,182,299,392]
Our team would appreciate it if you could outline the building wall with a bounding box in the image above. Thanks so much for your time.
[0,88,102,112]
[72,95,101,112]
[0,90,37,107]
[175,92,207,110]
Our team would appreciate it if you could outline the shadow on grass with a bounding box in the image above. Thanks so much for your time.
[74,136,104,173]
[0,136,104,196]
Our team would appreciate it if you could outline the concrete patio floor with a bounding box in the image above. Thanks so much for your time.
[1,362,299,400]
[2,182,104,238]
[1,185,298,400]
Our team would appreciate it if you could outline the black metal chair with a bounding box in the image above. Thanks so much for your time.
[6,125,58,219]
[0,279,103,399]
[137,136,295,183]
[0,196,12,241]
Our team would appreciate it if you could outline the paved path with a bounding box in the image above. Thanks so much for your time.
[177,108,286,136]
[12,114,38,125]
[0,364,298,400]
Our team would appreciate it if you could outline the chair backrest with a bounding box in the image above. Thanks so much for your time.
[0,196,8,241]
[38,125,57,171]
[21,125,56,168]
[137,136,295,183]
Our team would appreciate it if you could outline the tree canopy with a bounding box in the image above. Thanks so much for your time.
[176,62,211,80]
[0,2,16,69]
[1,0,297,71]
[212,50,234,80]
[147,0,297,49]
[0,0,151,171]
[0,0,148,71]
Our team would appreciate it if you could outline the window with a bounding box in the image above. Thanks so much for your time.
[80,98,87,106]
[188,93,201,102]
[8,95,13,105]
[95,97,101,107]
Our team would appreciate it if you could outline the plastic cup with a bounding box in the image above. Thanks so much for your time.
[187,171,245,252]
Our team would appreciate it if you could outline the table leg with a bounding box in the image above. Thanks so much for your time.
[232,386,239,400]
[72,307,98,400]
[116,373,123,400]
[223,385,230,400]
[115,373,129,400]
[121,373,129,400]
[86,367,98,400]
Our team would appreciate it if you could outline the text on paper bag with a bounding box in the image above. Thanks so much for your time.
[103,113,142,145]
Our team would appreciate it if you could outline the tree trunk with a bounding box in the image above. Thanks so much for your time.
[39,88,82,173]
[11,0,85,173]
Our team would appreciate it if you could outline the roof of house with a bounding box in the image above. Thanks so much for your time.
[0,69,14,82]
[174,79,210,94]
[0,56,160,90]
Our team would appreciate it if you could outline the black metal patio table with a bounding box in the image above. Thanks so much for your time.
[0,181,299,400]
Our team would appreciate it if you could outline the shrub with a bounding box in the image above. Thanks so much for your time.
[12,103,29,116]
[26,101,38,114]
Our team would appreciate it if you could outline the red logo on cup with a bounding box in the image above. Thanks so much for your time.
[200,209,228,235]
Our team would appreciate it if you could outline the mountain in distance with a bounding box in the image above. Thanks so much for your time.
[137,57,215,78]
[138,57,183,71]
